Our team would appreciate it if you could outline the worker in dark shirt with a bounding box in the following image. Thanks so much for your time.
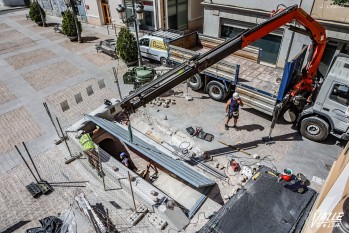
[120,152,130,167]
[225,92,243,130]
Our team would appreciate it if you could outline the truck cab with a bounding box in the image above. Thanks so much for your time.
[299,54,349,141]
[139,35,168,66]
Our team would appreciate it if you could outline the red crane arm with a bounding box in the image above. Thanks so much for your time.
[242,7,326,95]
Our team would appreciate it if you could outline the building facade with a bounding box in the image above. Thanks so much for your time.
[41,0,203,33]
[202,0,315,68]
[202,0,349,73]
[311,0,349,75]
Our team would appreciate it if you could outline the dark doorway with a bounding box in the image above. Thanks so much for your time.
[99,138,127,161]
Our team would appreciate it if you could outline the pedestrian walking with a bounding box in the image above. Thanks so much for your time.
[225,92,243,130]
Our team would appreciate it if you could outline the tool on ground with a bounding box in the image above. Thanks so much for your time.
[230,159,240,172]
[187,126,214,142]
[218,140,258,158]
[252,172,261,181]
[15,144,54,198]
[65,153,83,164]
[56,117,72,157]
[265,170,278,177]
[43,102,62,140]
[278,168,292,182]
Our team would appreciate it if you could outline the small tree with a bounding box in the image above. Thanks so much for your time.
[29,1,45,23]
[62,10,82,37]
[116,27,138,63]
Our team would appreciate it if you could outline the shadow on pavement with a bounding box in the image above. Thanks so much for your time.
[207,132,302,157]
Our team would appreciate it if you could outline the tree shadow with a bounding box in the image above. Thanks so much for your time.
[82,36,101,43]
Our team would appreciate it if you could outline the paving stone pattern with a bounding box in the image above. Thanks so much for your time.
[59,39,97,52]
[15,18,36,26]
[0,29,26,42]
[0,81,16,105]
[82,51,114,66]
[23,60,83,90]
[28,23,55,34]
[0,23,11,30]
[0,38,37,55]
[0,107,42,156]
[45,78,116,125]
[41,31,66,41]
[5,48,56,70]
[0,147,92,232]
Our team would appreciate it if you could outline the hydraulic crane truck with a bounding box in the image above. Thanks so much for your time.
[121,5,349,142]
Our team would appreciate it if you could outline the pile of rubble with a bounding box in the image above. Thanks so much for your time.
[149,97,176,108]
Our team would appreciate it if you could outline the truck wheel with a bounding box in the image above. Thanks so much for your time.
[300,116,329,142]
[188,74,203,91]
[207,81,226,101]
[160,57,167,66]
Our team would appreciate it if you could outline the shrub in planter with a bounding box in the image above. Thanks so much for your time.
[62,10,82,38]
[29,1,45,23]
[116,27,138,63]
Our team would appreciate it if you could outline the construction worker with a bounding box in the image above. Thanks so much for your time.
[225,92,243,130]
[76,126,100,170]
[120,152,137,171]
[120,152,129,167]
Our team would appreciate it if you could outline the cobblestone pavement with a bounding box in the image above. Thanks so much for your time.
[0,37,37,55]
[0,8,345,233]
[5,48,57,70]
[0,81,16,105]
[23,60,83,90]
[0,107,42,155]
[45,78,116,125]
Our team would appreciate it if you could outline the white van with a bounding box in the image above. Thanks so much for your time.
[139,35,168,66]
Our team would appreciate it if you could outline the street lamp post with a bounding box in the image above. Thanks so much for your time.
[116,1,144,67]
[64,0,82,43]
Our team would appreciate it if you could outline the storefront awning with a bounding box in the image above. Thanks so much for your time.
[85,115,215,188]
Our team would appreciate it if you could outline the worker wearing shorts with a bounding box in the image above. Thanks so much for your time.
[225,92,243,130]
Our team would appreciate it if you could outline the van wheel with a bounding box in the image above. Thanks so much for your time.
[160,57,167,66]
[207,81,226,101]
[300,116,329,142]
[188,74,203,91]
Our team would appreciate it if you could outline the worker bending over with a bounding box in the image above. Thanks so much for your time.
[76,125,100,170]
[225,92,243,130]
[120,152,137,171]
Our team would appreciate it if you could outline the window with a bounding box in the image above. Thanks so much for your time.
[341,43,349,55]
[168,0,188,30]
[139,38,150,46]
[221,25,282,64]
[318,43,337,76]
[330,84,349,106]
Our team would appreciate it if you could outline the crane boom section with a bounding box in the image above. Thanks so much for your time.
[121,5,326,113]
